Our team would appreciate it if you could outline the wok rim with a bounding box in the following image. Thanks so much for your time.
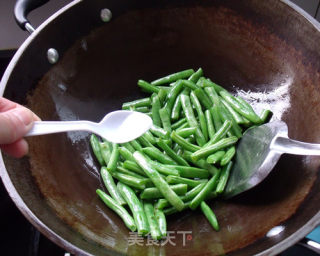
[0,0,320,255]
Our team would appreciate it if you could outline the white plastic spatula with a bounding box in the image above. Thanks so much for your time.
[25,110,153,143]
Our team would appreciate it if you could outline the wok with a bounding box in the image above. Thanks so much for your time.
[1,0,320,255]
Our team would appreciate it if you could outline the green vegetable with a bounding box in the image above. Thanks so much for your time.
[155,209,167,237]
[151,95,162,127]
[100,167,126,205]
[216,161,233,194]
[107,143,119,173]
[157,139,190,167]
[96,189,136,232]
[133,151,185,211]
[117,182,149,235]
[90,134,104,166]
[138,79,160,94]
[140,184,188,199]
[200,201,219,231]
[189,171,221,210]
[191,136,238,161]
[144,202,162,240]
[220,146,236,166]
[151,69,194,86]
[206,151,226,164]
[122,97,151,110]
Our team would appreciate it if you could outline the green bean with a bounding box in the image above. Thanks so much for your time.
[182,150,220,176]
[191,136,238,161]
[171,88,190,120]
[220,146,235,166]
[151,69,194,86]
[96,189,136,232]
[107,143,119,173]
[204,120,232,147]
[151,95,162,127]
[149,125,169,139]
[155,208,167,237]
[194,88,212,109]
[90,134,104,166]
[135,106,150,113]
[166,165,210,179]
[157,88,167,105]
[99,141,112,164]
[189,171,220,210]
[137,135,154,148]
[166,175,208,188]
[155,199,168,210]
[221,99,245,124]
[138,79,160,94]
[122,160,146,176]
[210,105,223,131]
[200,201,219,231]
[155,183,206,210]
[119,146,135,162]
[171,94,182,120]
[130,139,143,151]
[181,79,199,90]
[164,80,184,115]
[142,147,177,165]
[176,127,197,138]
[117,182,149,235]
[205,109,215,140]
[100,167,126,205]
[188,68,203,83]
[207,151,226,164]
[175,121,189,131]
[149,161,180,176]
[171,117,187,130]
[259,109,273,123]
[122,142,135,153]
[190,91,208,141]
[122,97,151,110]
[216,161,233,194]
[116,166,146,180]
[144,131,156,144]
[180,94,198,128]
[217,104,242,138]
[159,108,172,132]
[158,86,172,91]
[112,171,147,190]
[144,202,162,240]
[133,152,185,211]
[219,91,261,124]
[202,79,226,93]
[204,86,220,106]
[157,139,190,167]
[163,201,191,215]
[140,184,188,199]
[171,131,200,152]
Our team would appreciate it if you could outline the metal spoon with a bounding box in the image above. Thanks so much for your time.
[224,120,320,198]
[25,110,153,143]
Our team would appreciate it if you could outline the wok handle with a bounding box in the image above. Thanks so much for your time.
[271,136,320,155]
[14,0,50,33]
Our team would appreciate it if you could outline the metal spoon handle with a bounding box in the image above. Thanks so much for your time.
[25,121,95,137]
[272,136,320,155]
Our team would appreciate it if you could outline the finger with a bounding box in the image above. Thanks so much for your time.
[0,97,18,112]
[1,139,29,158]
[0,107,35,144]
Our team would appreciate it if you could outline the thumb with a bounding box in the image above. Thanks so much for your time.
[0,107,35,144]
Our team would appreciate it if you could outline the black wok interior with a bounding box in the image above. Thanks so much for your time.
[2,0,320,255]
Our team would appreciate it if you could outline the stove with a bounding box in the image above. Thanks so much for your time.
[1,50,319,256]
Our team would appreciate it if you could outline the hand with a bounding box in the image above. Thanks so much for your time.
[0,97,40,158]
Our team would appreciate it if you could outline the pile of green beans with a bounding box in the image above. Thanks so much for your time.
[91,68,272,240]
